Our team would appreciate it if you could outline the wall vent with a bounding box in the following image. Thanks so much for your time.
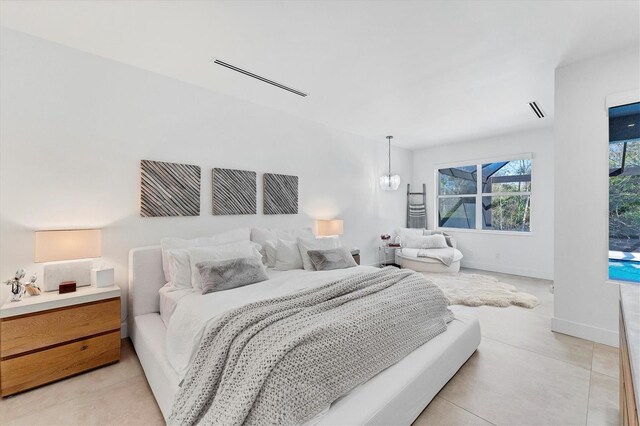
[529,101,545,118]
[213,59,308,97]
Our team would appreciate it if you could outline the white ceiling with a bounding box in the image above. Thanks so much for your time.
[1,0,638,149]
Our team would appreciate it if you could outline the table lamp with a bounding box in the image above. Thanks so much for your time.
[315,219,344,238]
[34,229,102,292]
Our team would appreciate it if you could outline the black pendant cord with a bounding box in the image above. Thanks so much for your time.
[388,138,391,177]
[387,136,393,178]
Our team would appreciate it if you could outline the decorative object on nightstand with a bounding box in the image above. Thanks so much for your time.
[91,267,114,288]
[58,281,77,294]
[0,285,121,396]
[3,270,39,301]
[24,273,41,296]
[34,229,102,292]
[4,270,27,302]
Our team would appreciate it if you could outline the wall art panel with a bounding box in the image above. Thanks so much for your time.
[263,173,298,215]
[212,168,257,215]
[140,159,201,217]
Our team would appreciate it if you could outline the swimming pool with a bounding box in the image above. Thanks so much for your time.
[609,259,640,283]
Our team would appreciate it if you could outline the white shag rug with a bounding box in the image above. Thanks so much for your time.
[421,272,539,309]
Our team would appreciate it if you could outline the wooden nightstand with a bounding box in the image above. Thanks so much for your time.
[0,286,121,396]
[350,249,360,265]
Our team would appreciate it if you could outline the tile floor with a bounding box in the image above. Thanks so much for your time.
[0,269,620,425]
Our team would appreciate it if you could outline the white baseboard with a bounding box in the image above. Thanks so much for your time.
[551,317,619,347]
[461,260,553,280]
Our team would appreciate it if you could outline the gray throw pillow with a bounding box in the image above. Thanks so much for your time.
[197,256,268,295]
[307,247,357,271]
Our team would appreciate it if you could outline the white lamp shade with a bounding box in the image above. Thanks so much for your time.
[315,219,344,237]
[35,229,102,263]
[380,174,401,191]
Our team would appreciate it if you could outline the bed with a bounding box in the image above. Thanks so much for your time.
[128,245,480,425]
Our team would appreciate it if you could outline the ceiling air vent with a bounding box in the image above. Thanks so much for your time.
[529,101,545,118]
[213,59,308,97]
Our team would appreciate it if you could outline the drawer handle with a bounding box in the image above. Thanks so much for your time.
[80,344,88,351]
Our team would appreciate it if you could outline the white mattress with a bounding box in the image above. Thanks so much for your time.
[131,305,480,425]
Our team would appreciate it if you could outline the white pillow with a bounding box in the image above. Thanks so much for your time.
[264,240,278,268]
[396,228,425,245]
[275,228,313,240]
[251,227,313,245]
[165,249,192,290]
[161,236,218,283]
[275,239,303,271]
[251,228,313,263]
[423,230,455,248]
[189,241,261,290]
[404,234,449,249]
[297,236,341,271]
[160,228,251,282]
[250,228,277,259]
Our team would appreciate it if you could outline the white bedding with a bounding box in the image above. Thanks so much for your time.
[165,265,378,377]
[158,285,194,326]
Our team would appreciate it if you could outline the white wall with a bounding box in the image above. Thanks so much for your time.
[552,47,640,347]
[412,127,555,280]
[0,28,412,326]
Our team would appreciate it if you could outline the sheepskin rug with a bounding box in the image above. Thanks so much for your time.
[421,272,539,308]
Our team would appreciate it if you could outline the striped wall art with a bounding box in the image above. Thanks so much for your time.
[140,159,201,217]
[263,173,298,215]
[212,168,257,215]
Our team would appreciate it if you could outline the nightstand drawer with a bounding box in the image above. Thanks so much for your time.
[0,330,120,396]
[0,298,120,358]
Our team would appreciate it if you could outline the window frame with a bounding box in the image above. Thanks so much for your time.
[434,153,534,235]
[605,90,640,284]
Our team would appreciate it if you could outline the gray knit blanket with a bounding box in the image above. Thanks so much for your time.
[169,267,453,426]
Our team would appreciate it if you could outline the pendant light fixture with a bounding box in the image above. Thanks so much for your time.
[380,136,401,191]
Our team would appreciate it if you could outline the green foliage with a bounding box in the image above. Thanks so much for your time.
[609,140,640,252]
[484,195,530,232]
[438,160,531,231]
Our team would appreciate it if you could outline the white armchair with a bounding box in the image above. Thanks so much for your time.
[394,228,463,273]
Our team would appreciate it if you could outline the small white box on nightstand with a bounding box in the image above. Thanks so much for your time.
[91,267,114,288]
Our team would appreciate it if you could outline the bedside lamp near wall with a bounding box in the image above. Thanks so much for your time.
[315,219,361,264]
[35,229,112,292]
[315,219,344,238]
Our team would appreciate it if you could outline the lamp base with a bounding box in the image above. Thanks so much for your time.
[43,260,92,292]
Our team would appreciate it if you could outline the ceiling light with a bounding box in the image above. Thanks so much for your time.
[380,136,401,191]
[213,59,308,97]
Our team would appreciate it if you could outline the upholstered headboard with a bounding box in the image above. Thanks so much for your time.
[128,246,165,319]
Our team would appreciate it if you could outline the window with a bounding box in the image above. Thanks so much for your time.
[437,165,477,229]
[437,158,532,232]
[608,101,640,283]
